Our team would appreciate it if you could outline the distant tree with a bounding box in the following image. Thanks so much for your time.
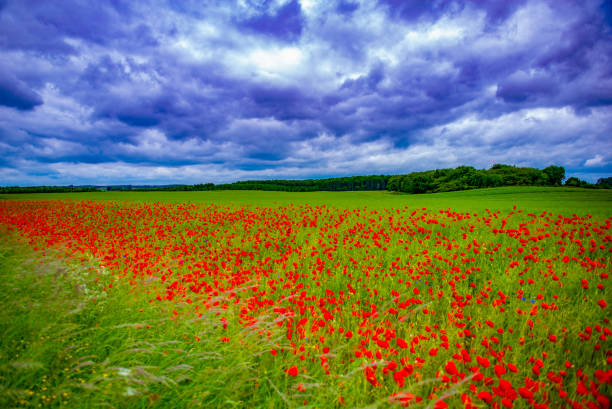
[385,164,576,194]
[0,186,99,193]
[400,174,434,194]
[433,168,452,179]
[543,165,565,185]
[466,171,487,188]
[454,166,477,176]
[596,177,612,188]
[564,177,586,187]
[387,175,402,192]
[490,164,511,170]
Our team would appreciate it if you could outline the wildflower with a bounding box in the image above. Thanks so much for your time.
[287,366,298,377]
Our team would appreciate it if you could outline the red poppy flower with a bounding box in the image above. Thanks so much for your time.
[287,365,298,377]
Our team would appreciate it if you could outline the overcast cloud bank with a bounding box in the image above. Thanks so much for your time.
[0,0,611,185]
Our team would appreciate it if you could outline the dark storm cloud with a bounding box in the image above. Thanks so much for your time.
[378,0,527,24]
[336,1,359,16]
[378,0,453,22]
[0,72,43,110]
[339,63,385,93]
[0,0,155,55]
[496,74,559,104]
[600,0,612,27]
[238,0,304,42]
[0,0,611,185]
[248,85,320,120]
[28,1,135,46]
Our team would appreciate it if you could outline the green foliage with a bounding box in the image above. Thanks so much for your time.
[597,177,612,188]
[386,175,401,192]
[564,177,591,187]
[563,177,604,189]
[14,176,391,194]
[543,165,565,185]
[398,172,435,193]
[212,175,390,192]
[388,164,572,194]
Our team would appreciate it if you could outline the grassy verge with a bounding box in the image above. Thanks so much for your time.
[0,236,330,409]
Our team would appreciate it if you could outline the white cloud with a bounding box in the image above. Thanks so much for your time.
[417,106,612,169]
[244,47,304,76]
[584,154,606,167]
[116,129,240,161]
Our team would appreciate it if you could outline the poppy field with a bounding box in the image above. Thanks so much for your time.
[0,191,610,408]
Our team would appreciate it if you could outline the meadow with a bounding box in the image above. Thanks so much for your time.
[0,187,610,409]
[2,186,612,217]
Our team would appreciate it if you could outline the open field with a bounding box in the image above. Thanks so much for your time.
[0,187,610,408]
[2,186,612,217]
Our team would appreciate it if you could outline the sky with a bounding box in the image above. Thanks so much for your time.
[0,0,611,186]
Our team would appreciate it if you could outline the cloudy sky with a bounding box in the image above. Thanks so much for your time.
[1,0,611,186]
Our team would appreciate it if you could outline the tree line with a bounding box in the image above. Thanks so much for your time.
[0,186,99,194]
[387,164,564,193]
[1,166,610,194]
[387,164,610,194]
[138,175,391,192]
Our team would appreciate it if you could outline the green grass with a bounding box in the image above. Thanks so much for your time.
[1,186,611,217]
[0,236,315,409]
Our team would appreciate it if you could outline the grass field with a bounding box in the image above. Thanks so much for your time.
[2,186,611,217]
[0,187,610,409]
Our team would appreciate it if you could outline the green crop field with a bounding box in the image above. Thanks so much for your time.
[0,187,610,409]
[2,186,611,216]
